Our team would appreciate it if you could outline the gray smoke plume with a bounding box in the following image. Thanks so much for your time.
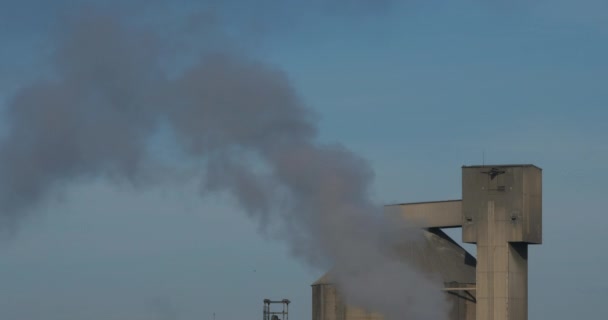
[0,6,449,320]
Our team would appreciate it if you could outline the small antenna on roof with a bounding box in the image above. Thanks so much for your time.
[482,148,485,167]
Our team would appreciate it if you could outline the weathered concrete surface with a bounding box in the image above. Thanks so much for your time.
[384,200,463,229]
[462,165,542,320]
[462,165,542,244]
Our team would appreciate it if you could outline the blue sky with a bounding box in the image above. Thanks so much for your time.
[1,1,607,319]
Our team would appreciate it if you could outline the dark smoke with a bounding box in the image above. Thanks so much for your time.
[0,6,449,320]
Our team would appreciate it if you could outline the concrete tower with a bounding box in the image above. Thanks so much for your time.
[462,165,542,320]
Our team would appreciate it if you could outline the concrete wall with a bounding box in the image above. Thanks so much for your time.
[462,165,542,244]
[311,283,475,320]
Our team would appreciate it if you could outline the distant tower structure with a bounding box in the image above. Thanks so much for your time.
[311,164,542,320]
[264,299,290,320]
[462,165,542,320]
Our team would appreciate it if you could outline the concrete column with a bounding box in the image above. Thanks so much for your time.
[475,201,528,320]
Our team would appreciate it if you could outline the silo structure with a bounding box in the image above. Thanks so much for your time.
[312,228,476,320]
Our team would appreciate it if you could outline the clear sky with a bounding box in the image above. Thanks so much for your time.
[1,1,607,319]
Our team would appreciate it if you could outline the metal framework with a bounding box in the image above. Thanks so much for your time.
[263,299,290,320]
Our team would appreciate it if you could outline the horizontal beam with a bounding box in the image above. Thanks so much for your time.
[384,200,462,228]
[442,287,476,291]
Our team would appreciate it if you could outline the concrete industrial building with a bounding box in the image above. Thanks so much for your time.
[311,165,542,320]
